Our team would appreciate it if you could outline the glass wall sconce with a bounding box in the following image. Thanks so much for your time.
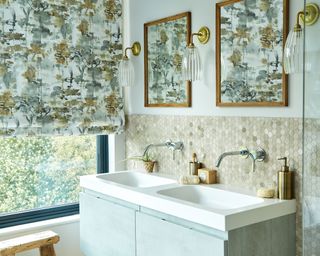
[284,3,319,74]
[118,42,141,87]
[182,26,210,82]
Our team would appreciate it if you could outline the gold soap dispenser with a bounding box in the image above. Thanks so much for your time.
[277,157,294,200]
[189,153,200,175]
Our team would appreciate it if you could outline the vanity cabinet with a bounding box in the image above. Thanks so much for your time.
[136,212,227,256]
[80,192,136,256]
[80,190,295,256]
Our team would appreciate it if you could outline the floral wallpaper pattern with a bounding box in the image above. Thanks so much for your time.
[145,13,190,107]
[219,0,285,103]
[0,0,123,136]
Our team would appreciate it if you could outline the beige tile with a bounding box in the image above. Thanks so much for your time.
[125,114,303,254]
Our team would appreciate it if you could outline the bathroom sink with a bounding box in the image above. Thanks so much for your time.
[96,171,176,188]
[157,185,264,210]
[81,172,296,231]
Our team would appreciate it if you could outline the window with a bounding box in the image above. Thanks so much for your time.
[0,135,108,228]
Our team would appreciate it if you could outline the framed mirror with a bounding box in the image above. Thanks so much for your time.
[216,0,289,106]
[144,12,191,107]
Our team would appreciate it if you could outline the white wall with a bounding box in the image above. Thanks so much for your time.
[126,0,304,118]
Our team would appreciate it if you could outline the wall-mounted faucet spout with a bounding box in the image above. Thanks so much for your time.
[143,139,184,160]
[215,149,250,168]
[215,147,266,172]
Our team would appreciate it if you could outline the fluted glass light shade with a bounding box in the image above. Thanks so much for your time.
[283,28,303,74]
[283,3,319,74]
[182,26,210,82]
[118,57,134,87]
[182,45,202,82]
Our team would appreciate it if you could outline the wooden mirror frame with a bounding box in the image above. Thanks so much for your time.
[216,0,289,107]
[144,12,192,108]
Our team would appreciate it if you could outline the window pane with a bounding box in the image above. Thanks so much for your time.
[0,136,96,215]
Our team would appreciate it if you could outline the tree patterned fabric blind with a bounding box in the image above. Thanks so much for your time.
[0,0,124,136]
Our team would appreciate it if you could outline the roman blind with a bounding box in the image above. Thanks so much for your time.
[0,0,124,136]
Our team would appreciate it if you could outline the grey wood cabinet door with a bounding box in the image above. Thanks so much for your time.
[136,212,227,256]
[80,192,136,256]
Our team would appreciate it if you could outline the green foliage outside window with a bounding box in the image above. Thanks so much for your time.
[0,136,96,214]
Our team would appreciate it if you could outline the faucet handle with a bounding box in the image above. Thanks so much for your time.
[174,141,184,151]
[249,147,266,172]
[253,147,266,162]
[164,139,184,160]
[166,140,184,151]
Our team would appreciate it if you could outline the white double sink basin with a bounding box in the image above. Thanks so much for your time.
[80,170,296,232]
[97,171,176,188]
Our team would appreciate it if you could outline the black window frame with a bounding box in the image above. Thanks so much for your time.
[0,135,108,229]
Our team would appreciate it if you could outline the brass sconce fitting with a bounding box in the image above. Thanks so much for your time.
[294,3,319,32]
[189,26,210,47]
[123,41,141,59]
[118,41,141,87]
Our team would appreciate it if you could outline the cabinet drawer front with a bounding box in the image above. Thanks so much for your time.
[136,212,227,256]
[80,193,136,256]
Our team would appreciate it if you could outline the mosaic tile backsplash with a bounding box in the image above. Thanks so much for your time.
[125,114,303,255]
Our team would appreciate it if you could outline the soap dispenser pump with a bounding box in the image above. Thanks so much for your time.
[277,157,294,200]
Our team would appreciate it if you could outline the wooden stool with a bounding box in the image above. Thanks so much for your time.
[0,230,60,256]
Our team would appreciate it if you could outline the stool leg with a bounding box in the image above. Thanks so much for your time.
[39,245,56,256]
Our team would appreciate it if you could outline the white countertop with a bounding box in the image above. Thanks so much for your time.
[80,170,296,232]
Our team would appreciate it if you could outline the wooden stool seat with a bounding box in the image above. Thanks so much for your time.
[0,230,60,256]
